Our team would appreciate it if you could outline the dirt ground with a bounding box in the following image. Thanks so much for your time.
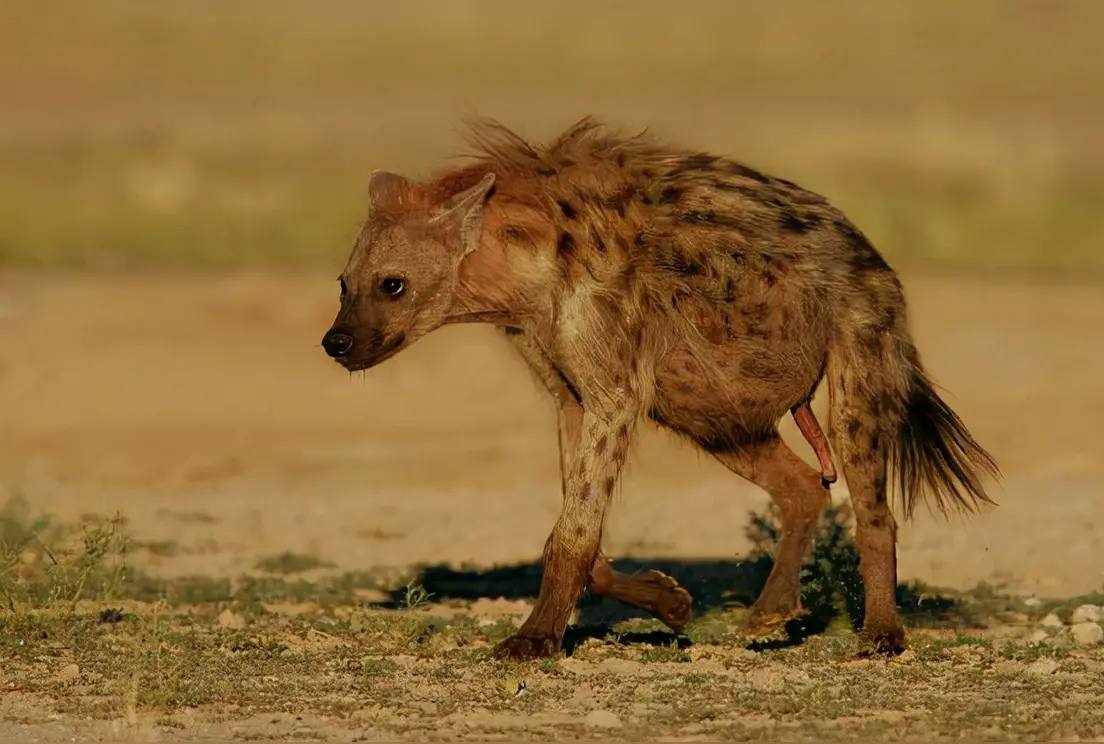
[2,272,1102,594]
[1,272,1103,741]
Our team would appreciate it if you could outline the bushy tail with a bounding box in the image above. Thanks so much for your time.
[828,308,999,519]
[890,365,999,518]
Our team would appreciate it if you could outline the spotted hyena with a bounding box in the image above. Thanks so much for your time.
[322,118,997,659]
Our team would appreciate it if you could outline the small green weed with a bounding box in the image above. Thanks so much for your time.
[402,580,434,610]
[640,641,692,663]
[0,495,129,612]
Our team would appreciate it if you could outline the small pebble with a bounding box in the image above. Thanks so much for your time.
[993,660,1025,676]
[1071,622,1103,647]
[217,608,246,629]
[1026,658,1059,677]
[584,709,623,729]
[1025,629,1049,643]
[1071,605,1102,624]
[56,663,80,683]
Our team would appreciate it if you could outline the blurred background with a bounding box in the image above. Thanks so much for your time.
[2,1,1102,597]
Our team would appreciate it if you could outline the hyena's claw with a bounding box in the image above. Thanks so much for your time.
[493,633,560,661]
[636,570,693,631]
[856,625,908,657]
[742,606,807,640]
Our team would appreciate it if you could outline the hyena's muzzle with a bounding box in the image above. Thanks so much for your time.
[321,326,406,371]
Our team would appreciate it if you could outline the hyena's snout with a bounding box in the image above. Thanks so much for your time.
[321,326,407,371]
[321,329,354,359]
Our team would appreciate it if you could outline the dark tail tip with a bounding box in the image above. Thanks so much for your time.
[893,371,1000,518]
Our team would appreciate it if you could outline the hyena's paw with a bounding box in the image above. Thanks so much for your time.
[637,570,693,631]
[742,606,806,641]
[493,633,560,661]
[856,624,908,657]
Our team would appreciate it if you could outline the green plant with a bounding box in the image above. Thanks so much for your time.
[401,580,433,610]
[0,495,129,612]
[744,501,863,633]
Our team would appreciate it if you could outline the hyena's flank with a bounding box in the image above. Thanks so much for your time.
[323,118,998,659]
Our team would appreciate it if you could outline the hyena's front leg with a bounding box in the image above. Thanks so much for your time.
[494,409,636,660]
[502,329,691,637]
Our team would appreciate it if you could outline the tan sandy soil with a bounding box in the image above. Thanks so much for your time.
[1,272,1103,742]
[0,272,1101,596]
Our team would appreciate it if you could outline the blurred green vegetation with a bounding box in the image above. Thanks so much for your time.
[2,1,1102,273]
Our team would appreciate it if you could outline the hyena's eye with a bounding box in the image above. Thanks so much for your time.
[379,277,406,298]
[339,277,348,299]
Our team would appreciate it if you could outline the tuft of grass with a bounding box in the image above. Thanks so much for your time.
[0,495,129,612]
[1000,642,1071,662]
[640,641,692,664]
[254,552,335,575]
[745,501,975,635]
[745,501,864,634]
[401,580,434,610]
[685,608,747,646]
[951,633,992,647]
[361,658,401,677]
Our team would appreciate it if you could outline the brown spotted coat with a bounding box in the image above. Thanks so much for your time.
[324,118,997,659]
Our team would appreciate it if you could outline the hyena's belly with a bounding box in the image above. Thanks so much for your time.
[650,333,827,450]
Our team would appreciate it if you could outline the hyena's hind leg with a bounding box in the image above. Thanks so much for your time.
[828,377,906,655]
[710,435,829,636]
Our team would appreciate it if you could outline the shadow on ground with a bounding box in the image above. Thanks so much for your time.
[378,553,967,654]
[377,505,968,652]
[391,556,766,615]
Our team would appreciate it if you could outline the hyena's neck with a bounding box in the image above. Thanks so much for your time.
[448,202,558,326]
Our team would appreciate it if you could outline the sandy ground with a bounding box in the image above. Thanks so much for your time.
[2,272,1104,742]
[0,272,1101,596]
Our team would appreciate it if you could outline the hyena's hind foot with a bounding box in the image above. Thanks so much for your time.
[743,601,808,640]
[856,622,908,657]
[587,554,693,631]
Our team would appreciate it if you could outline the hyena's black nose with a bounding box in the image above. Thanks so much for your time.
[322,330,354,358]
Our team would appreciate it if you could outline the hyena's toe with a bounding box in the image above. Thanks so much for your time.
[493,633,560,661]
[638,570,693,631]
[856,624,908,657]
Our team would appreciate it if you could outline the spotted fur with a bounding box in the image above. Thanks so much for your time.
[326,117,998,657]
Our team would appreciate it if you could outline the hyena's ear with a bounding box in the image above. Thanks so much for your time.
[368,170,410,210]
[431,172,496,256]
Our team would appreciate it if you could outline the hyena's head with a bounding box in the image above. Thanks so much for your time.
[322,170,495,370]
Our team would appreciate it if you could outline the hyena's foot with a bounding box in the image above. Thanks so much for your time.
[493,633,560,661]
[633,570,693,631]
[743,598,807,640]
[587,557,692,631]
[856,623,908,657]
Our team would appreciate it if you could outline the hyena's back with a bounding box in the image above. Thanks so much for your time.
[514,129,876,451]
[468,118,995,514]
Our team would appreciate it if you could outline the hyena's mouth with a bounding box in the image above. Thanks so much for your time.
[336,333,407,371]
